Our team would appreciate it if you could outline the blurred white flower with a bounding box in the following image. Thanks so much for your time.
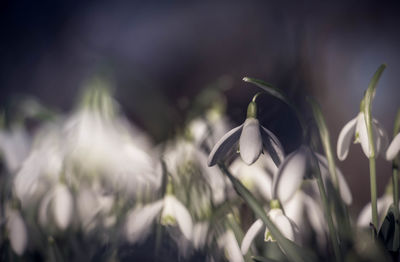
[125,195,193,243]
[229,158,273,201]
[337,112,388,160]
[38,183,74,230]
[386,133,400,161]
[208,116,284,166]
[192,222,209,250]
[6,209,27,256]
[163,140,227,205]
[14,123,63,206]
[0,126,30,172]
[53,184,74,230]
[76,185,115,231]
[241,208,296,255]
[218,229,244,262]
[283,191,327,248]
[357,194,394,228]
[272,146,352,205]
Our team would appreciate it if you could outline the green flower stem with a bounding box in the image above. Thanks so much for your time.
[369,157,378,231]
[392,108,400,214]
[308,97,352,237]
[363,64,386,233]
[312,155,341,262]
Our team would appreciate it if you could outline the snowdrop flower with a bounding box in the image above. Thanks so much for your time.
[208,101,284,166]
[386,132,400,161]
[337,112,388,160]
[38,183,74,230]
[283,191,327,248]
[125,194,193,243]
[163,140,227,205]
[62,84,159,195]
[357,194,395,228]
[76,185,115,231]
[192,222,210,250]
[6,208,27,256]
[272,146,352,205]
[218,229,244,262]
[241,205,296,255]
[14,123,63,206]
[229,158,273,201]
[0,126,30,172]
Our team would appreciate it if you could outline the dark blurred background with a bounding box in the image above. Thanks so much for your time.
[1,0,399,213]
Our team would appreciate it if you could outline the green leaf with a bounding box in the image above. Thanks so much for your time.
[218,163,317,262]
[242,77,306,138]
[252,255,281,262]
[363,64,386,158]
[378,204,400,252]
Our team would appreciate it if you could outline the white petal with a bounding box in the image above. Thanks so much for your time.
[272,146,309,203]
[303,194,326,237]
[283,191,305,227]
[7,210,27,256]
[316,154,352,205]
[167,196,193,240]
[241,219,263,254]
[266,209,295,241]
[125,200,163,243]
[218,230,245,262]
[357,195,393,228]
[239,118,263,165]
[260,126,285,167]
[53,184,74,230]
[386,133,400,161]
[373,119,389,157]
[337,116,358,160]
[192,222,209,249]
[230,158,272,200]
[208,125,243,166]
[77,188,100,229]
[38,190,54,227]
[356,112,371,158]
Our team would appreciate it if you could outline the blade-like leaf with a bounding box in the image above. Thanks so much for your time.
[218,163,317,262]
[378,204,400,252]
[252,256,281,262]
[243,77,306,138]
[363,64,386,158]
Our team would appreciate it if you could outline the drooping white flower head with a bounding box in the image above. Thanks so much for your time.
[125,194,193,243]
[0,126,30,173]
[218,229,245,262]
[208,102,284,166]
[229,158,273,201]
[241,207,296,255]
[357,194,395,228]
[52,184,74,230]
[337,112,388,160]
[386,132,400,161]
[6,209,27,256]
[38,183,74,231]
[272,146,352,205]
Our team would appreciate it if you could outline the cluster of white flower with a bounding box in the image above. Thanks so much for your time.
[0,69,399,262]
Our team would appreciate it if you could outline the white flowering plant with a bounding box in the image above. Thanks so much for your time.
[0,65,399,262]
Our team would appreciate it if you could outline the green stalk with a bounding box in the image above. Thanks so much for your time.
[363,64,386,232]
[392,109,400,214]
[311,154,342,262]
[369,157,378,231]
